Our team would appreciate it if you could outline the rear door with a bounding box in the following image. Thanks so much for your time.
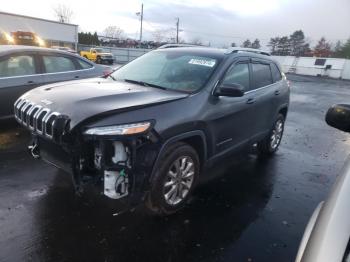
[248,59,276,141]
[39,52,81,84]
[0,52,44,118]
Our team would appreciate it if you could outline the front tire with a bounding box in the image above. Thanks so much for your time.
[145,142,199,216]
[257,114,285,156]
[96,56,102,64]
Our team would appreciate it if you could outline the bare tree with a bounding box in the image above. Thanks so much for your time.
[152,29,171,43]
[313,37,332,57]
[103,26,125,40]
[53,4,74,23]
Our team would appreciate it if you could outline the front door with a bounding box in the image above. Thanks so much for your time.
[207,59,255,155]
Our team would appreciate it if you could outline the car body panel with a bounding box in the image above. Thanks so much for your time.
[20,78,190,129]
[296,156,350,262]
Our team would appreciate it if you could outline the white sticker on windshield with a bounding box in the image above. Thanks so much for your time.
[188,59,216,67]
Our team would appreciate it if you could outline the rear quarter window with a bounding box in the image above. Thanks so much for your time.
[271,63,282,82]
[76,59,93,69]
[251,63,273,89]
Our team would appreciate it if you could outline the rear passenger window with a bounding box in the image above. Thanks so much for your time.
[222,63,250,90]
[43,55,76,73]
[76,59,93,69]
[271,63,282,82]
[251,63,273,89]
[0,55,36,77]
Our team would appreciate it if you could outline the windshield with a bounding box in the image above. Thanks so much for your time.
[111,50,220,92]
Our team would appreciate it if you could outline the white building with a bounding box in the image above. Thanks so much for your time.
[0,11,78,49]
[273,56,350,80]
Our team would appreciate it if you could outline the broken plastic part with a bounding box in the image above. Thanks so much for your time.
[104,170,129,199]
[112,141,127,164]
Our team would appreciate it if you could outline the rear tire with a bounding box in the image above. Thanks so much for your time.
[145,142,199,216]
[257,114,285,156]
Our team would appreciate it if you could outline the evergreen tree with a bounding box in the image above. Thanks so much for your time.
[251,39,261,49]
[336,39,350,58]
[289,30,309,56]
[241,39,252,48]
[268,37,280,55]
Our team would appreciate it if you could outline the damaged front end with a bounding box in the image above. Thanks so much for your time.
[75,121,159,203]
[67,121,161,205]
[14,99,161,206]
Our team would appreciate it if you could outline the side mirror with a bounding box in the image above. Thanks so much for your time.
[214,83,245,97]
[325,104,350,133]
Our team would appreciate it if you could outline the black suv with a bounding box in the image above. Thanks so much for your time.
[15,47,290,215]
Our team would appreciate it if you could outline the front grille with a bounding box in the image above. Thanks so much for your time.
[14,99,66,140]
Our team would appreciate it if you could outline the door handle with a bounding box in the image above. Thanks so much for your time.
[246,98,256,104]
[27,80,35,84]
[275,90,281,95]
[74,76,80,79]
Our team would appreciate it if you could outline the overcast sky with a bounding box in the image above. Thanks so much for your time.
[1,0,349,47]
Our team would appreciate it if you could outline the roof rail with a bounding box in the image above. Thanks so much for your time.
[158,43,201,49]
[226,47,271,56]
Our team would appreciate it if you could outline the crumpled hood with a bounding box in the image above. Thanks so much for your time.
[19,78,189,129]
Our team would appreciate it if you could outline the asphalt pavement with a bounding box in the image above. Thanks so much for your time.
[1,75,350,262]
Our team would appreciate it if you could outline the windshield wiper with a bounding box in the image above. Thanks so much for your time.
[107,74,116,81]
[123,79,167,90]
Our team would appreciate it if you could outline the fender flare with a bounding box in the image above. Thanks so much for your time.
[148,130,208,183]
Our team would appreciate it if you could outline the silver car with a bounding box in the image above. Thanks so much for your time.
[0,45,112,119]
[296,104,350,262]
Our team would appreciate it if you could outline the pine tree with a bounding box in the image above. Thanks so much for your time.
[241,39,252,48]
[251,39,261,49]
[268,37,280,55]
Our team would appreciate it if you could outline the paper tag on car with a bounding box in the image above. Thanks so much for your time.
[189,59,216,67]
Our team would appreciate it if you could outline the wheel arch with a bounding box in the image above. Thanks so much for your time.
[149,130,208,182]
[278,106,288,119]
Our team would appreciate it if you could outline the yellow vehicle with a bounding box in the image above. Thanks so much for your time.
[80,48,114,64]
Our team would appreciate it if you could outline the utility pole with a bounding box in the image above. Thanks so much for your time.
[139,3,143,47]
[176,17,179,44]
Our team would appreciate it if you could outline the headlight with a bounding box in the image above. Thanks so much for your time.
[84,122,151,136]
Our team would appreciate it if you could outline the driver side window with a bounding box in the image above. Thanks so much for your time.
[222,63,250,91]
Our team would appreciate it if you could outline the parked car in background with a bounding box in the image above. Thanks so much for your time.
[14,47,290,215]
[51,46,77,54]
[296,104,350,262]
[0,45,113,119]
[80,48,114,64]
